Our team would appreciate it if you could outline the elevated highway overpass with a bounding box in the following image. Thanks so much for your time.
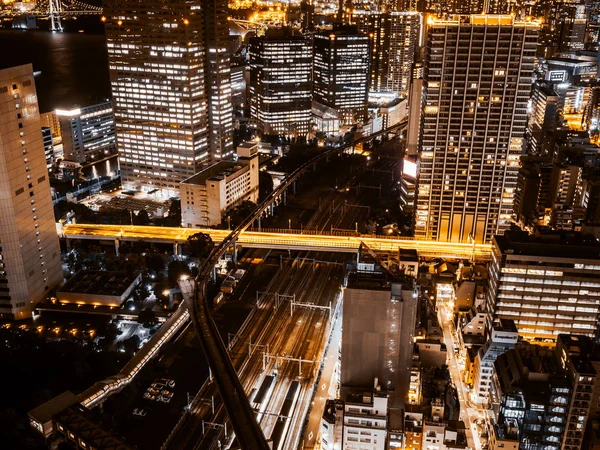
[60,224,493,260]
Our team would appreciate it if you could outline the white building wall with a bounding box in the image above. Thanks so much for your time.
[0,65,63,319]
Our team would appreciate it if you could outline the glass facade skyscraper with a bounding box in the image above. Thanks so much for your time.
[249,29,312,136]
[313,26,370,126]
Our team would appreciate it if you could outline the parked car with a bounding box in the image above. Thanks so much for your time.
[157,395,171,404]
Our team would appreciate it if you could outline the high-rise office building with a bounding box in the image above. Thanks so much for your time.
[249,29,312,136]
[313,26,370,126]
[351,11,421,97]
[415,15,538,243]
[104,0,210,195]
[56,102,116,165]
[203,0,233,160]
[0,65,63,320]
[487,230,600,342]
[558,4,587,52]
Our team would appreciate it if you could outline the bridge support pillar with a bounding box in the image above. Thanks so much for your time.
[257,216,262,231]
[292,180,296,195]
[232,240,238,264]
[269,203,274,216]
[114,238,120,258]
[283,191,287,206]
[173,242,179,258]
[211,266,217,282]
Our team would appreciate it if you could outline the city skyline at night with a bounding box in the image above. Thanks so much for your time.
[1,1,600,450]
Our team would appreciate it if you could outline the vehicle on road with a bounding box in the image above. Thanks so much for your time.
[143,393,156,401]
[132,408,147,417]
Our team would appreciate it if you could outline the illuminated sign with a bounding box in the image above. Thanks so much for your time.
[403,159,417,179]
[548,70,566,82]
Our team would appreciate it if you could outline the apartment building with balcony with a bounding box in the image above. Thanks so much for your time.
[0,65,64,320]
[472,319,518,405]
[415,15,538,243]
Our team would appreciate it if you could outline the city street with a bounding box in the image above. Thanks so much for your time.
[439,302,483,450]
[301,303,342,449]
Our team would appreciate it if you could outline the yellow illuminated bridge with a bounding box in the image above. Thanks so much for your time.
[60,224,493,260]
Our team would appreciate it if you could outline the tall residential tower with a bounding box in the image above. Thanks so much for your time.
[104,0,210,195]
[415,15,538,243]
[0,65,63,320]
[352,11,421,97]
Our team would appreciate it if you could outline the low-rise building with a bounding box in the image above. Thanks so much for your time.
[404,407,424,450]
[57,270,142,307]
[321,389,389,450]
[416,339,447,368]
[422,399,467,450]
[181,143,259,227]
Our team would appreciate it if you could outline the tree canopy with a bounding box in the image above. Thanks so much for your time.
[186,232,214,259]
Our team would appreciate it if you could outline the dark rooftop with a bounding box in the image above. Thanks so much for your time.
[58,270,141,297]
[493,230,600,260]
[29,391,79,425]
[557,334,597,375]
[346,270,411,292]
[54,404,133,450]
[181,160,246,186]
[492,318,518,334]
